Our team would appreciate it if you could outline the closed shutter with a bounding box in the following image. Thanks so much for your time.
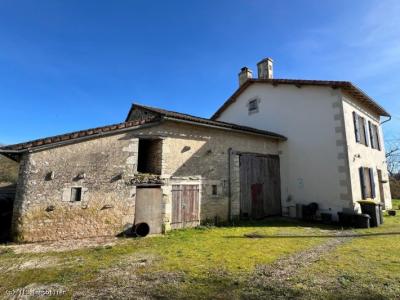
[363,119,369,147]
[359,167,366,199]
[368,121,374,148]
[369,168,376,198]
[353,112,360,143]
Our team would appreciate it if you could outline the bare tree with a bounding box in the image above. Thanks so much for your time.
[386,138,400,177]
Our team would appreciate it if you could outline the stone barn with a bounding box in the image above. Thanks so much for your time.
[0,104,286,242]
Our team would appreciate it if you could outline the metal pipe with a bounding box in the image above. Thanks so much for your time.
[380,115,391,125]
[227,147,232,222]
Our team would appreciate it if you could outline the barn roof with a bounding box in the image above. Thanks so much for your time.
[0,103,286,158]
[0,118,160,155]
[126,104,286,140]
[211,79,391,120]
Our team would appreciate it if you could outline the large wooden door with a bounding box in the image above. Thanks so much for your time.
[171,185,200,229]
[135,188,162,234]
[240,154,281,218]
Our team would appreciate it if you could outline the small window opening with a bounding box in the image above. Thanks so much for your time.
[70,187,82,202]
[138,139,162,174]
[212,185,218,195]
[248,99,259,114]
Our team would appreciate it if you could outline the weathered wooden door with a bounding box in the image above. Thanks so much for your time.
[240,154,281,218]
[135,188,162,234]
[171,185,200,229]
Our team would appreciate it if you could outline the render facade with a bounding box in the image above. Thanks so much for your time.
[212,59,392,219]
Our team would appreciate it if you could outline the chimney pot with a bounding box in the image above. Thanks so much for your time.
[238,67,253,86]
[257,57,273,79]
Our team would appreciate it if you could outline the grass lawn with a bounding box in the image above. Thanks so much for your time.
[0,203,399,299]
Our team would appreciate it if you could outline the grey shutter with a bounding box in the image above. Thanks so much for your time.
[369,168,376,198]
[375,125,381,151]
[353,112,360,142]
[368,121,374,148]
[363,119,369,147]
[359,167,366,199]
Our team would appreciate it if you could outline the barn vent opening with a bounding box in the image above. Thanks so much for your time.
[137,139,162,175]
[70,187,82,202]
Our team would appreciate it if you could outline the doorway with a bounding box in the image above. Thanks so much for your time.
[171,185,200,229]
[239,154,281,219]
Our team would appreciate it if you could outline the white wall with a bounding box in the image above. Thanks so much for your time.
[217,83,353,219]
[342,96,392,210]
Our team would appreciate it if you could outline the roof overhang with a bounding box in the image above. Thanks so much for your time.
[211,79,391,120]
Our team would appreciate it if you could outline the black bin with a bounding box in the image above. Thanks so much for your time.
[358,201,382,227]
[354,214,371,228]
[337,212,353,227]
[378,203,384,225]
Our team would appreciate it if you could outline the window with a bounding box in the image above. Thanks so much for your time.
[70,187,82,202]
[212,185,218,196]
[248,98,259,114]
[137,139,162,174]
[368,121,381,150]
[353,112,369,146]
[359,167,376,199]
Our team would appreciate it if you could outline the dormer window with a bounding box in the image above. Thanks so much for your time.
[248,98,259,115]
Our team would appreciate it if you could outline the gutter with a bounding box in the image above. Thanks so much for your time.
[162,116,286,141]
[380,115,391,125]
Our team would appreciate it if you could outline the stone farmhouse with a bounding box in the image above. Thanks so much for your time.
[0,58,392,242]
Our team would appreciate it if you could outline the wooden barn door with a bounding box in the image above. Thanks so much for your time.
[240,154,281,218]
[171,185,200,229]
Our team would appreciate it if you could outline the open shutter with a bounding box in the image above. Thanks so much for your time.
[375,125,381,151]
[368,121,374,148]
[353,112,360,143]
[359,167,366,199]
[363,119,369,147]
[369,168,376,198]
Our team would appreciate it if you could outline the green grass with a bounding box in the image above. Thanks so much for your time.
[1,211,400,299]
[0,155,18,183]
[286,199,400,299]
[392,198,400,210]
[0,219,328,298]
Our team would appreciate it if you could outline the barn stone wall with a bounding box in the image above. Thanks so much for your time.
[12,120,280,242]
[137,121,280,222]
[12,134,138,242]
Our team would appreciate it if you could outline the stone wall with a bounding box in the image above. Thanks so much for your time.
[137,121,280,222]
[12,120,280,242]
[12,134,138,242]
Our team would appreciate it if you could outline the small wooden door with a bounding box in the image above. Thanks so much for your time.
[240,154,281,218]
[171,185,200,229]
[135,188,162,234]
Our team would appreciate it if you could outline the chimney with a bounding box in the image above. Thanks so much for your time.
[257,57,273,79]
[238,67,253,86]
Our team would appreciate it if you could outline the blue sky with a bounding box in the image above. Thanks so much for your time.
[0,0,399,145]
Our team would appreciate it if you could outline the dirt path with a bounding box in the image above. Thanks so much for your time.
[247,232,354,294]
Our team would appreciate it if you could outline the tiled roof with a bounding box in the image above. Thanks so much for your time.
[127,104,287,140]
[0,103,286,154]
[211,79,391,120]
[0,118,160,152]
